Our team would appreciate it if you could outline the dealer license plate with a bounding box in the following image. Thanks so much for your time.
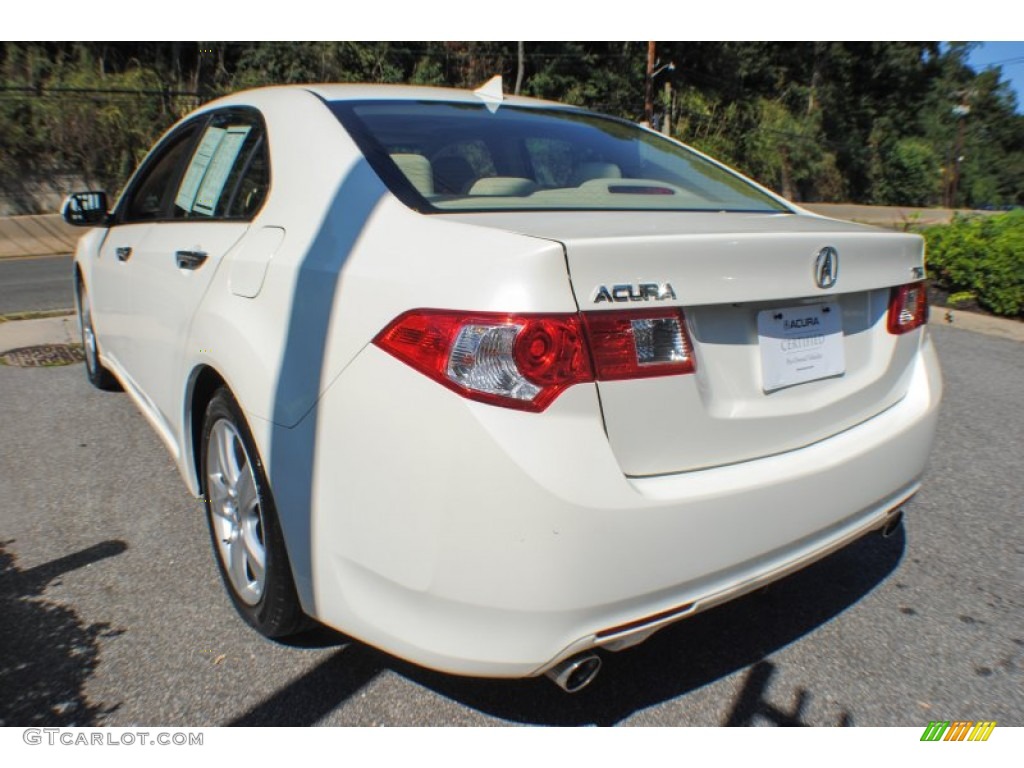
[757,302,845,392]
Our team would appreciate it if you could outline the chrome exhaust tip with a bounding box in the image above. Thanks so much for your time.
[545,653,602,693]
[881,510,904,538]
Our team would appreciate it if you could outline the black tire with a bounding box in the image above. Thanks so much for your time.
[76,279,120,391]
[201,387,306,638]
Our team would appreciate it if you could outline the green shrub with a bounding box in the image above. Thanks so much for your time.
[872,138,941,207]
[924,210,1024,317]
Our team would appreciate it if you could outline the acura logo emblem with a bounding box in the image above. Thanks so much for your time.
[815,247,839,289]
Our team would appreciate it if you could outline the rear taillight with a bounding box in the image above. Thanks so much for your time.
[374,310,593,411]
[887,282,929,335]
[374,307,696,412]
[583,309,695,380]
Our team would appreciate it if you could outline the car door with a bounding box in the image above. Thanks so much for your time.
[122,108,270,441]
[93,120,204,376]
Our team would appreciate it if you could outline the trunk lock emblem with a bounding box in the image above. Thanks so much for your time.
[815,247,839,289]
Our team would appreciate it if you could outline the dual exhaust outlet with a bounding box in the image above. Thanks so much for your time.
[881,510,904,538]
[544,653,602,693]
[543,509,904,693]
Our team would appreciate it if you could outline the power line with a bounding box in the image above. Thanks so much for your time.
[0,85,208,97]
[977,55,1024,67]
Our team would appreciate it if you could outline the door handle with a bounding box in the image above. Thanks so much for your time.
[115,246,132,262]
[175,250,208,270]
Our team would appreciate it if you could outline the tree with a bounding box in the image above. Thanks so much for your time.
[1,41,1022,212]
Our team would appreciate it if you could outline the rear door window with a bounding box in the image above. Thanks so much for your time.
[173,110,269,220]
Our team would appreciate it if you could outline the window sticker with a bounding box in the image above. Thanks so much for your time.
[193,126,251,216]
[175,125,252,216]
[175,127,224,212]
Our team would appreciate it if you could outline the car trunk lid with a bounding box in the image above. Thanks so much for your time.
[442,211,926,475]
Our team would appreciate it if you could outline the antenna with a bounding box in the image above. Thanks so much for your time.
[473,75,504,112]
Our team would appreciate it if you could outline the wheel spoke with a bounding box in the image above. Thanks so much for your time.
[216,425,242,487]
[228,533,249,593]
[209,500,235,522]
[207,470,231,504]
[236,466,257,515]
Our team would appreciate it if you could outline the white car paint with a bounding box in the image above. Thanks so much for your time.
[71,83,942,680]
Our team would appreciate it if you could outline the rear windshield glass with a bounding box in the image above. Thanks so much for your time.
[329,100,789,214]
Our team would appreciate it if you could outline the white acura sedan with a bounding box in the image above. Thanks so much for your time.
[65,82,941,692]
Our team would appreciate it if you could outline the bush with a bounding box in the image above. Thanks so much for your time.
[42,66,168,195]
[872,138,941,207]
[924,210,1024,317]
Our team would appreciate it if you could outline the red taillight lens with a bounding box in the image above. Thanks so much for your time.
[374,310,593,412]
[583,308,695,380]
[887,282,929,335]
[514,317,592,387]
[374,307,695,412]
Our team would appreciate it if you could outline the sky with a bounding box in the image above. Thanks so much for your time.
[965,41,1024,112]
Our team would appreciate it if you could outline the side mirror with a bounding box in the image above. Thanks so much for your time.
[62,191,110,227]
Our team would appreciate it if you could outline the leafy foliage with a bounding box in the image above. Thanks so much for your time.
[925,211,1024,317]
[0,42,1022,213]
[872,138,942,206]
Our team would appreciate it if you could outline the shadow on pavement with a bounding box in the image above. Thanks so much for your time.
[0,539,127,726]
[228,525,904,726]
[724,660,851,726]
[227,644,383,726]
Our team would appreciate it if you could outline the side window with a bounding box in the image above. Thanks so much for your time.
[123,125,200,222]
[172,111,269,220]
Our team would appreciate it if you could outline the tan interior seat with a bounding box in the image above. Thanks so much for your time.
[433,156,477,195]
[390,153,434,197]
[466,177,538,196]
[570,161,623,186]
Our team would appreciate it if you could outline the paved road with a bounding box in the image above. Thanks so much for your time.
[0,255,74,315]
[0,325,1020,726]
[803,203,988,228]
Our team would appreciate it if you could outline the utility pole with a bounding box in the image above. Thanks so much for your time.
[663,78,673,136]
[808,42,824,116]
[645,41,656,126]
[949,103,969,208]
[942,103,966,210]
[515,42,525,96]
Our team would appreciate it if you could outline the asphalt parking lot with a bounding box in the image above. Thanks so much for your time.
[0,324,1021,726]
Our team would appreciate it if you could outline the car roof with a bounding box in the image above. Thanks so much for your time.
[223,82,569,109]
[309,83,567,108]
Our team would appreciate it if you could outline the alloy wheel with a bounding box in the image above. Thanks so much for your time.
[206,419,266,605]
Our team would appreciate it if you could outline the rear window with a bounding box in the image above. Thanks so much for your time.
[330,100,789,214]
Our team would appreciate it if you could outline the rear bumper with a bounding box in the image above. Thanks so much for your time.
[307,333,942,678]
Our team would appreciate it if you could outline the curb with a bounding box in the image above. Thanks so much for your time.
[802,203,992,229]
[0,314,79,351]
[929,306,1024,343]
